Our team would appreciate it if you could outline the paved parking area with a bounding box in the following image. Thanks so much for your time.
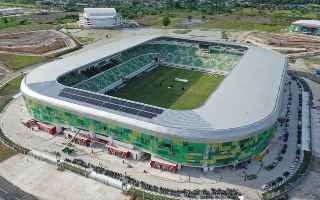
[287,77,320,199]
[290,160,320,200]
[0,154,126,200]
[302,78,320,158]
[303,78,320,107]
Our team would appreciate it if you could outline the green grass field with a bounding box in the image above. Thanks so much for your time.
[0,144,16,162]
[0,23,57,34]
[111,66,224,110]
[0,75,24,111]
[0,54,49,70]
[0,2,37,8]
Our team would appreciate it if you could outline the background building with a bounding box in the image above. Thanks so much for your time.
[290,20,320,35]
[79,8,122,29]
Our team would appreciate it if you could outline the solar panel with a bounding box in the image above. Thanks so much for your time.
[95,94,110,102]
[59,91,104,107]
[122,101,144,109]
[59,87,163,119]
[102,102,120,110]
[137,111,157,118]
[143,106,163,114]
[119,106,139,115]
[110,98,124,105]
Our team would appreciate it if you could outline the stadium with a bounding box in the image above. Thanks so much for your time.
[20,36,287,168]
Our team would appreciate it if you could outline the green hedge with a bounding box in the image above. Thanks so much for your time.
[127,188,177,200]
[63,163,89,177]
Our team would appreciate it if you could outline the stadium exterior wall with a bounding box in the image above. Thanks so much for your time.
[22,94,275,168]
[19,36,286,168]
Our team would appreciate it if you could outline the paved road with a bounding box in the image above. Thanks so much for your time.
[0,176,37,200]
[303,78,320,159]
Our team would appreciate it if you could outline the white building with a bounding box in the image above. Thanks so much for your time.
[290,20,320,35]
[79,8,122,29]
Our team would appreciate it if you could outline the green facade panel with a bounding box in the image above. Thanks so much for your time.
[23,96,274,167]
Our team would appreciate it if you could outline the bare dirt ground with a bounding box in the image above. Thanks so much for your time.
[0,30,78,56]
[241,32,320,58]
[212,15,272,25]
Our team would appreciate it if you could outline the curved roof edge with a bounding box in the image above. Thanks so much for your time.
[292,20,320,28]
[21,35,287,143]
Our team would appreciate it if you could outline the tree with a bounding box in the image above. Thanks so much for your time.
[2,17,8,24]
[162,16,171,27]
[221,31,229,41]
[19,19,28,25]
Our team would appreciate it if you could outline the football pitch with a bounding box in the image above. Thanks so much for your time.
[111,66,224,110]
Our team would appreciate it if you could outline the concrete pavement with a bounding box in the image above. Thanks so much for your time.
[0,155,126,200]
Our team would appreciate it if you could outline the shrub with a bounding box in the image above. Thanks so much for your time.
[162,16,171,27]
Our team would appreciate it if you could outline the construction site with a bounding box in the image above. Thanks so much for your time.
[242,32,320,58]
[0,30,78,56]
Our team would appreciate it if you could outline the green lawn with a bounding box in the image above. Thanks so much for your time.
[195,19,284,32]
[0,54,48,70]
[0,2,37,8]
[0,18,20,30]
[0,75,24,111]
[0,23,57,34]
[0,75,23,96]
[128,188,177,200]
[135,7,320,32]
[0,144,16,162]
[111,66,224,110]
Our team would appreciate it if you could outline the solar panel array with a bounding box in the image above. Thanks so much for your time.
[59,87,163,119]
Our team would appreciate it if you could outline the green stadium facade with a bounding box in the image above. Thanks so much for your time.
[21,36,287,168]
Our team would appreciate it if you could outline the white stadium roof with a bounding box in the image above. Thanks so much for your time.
[21,35,287,142]
[83,8,117,18]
